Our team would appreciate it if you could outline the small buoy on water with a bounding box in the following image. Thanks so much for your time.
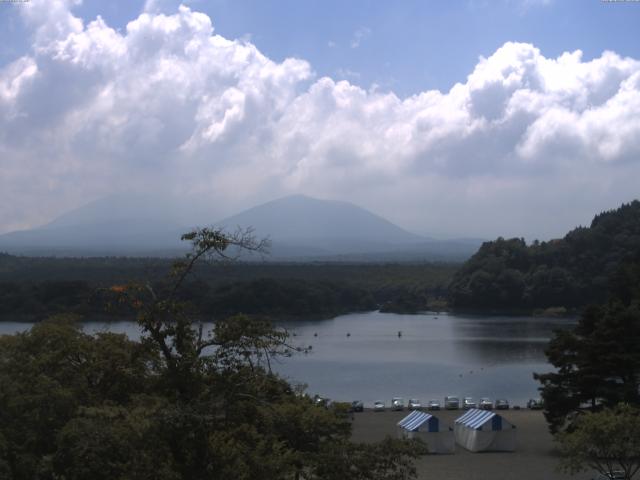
[314,332,318,337]
[397,331,402,337]
[346,332,351,337]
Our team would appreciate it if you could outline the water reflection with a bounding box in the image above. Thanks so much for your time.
[274,311,575,405]
[0,311,575,406]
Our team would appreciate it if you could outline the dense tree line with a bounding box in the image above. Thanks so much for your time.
[179,278,377,318]
[0,228,427,479]
[449,201,640,311]
[534,252,640,433]
[0,277,377,320]
[0,256,455,320]
[532,253,640,479]
[0,253,456,289]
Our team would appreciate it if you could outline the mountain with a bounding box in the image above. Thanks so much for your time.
[0,194,480,260]
[217,194,426,256]
[0,193,211,256]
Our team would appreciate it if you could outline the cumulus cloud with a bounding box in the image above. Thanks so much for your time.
[0,2,639,238]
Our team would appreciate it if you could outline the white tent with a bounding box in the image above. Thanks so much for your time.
[454,409,516,452]
[397,410,455,454]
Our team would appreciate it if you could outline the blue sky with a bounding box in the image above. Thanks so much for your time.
[4,0,640,96]
[1,0,640,239]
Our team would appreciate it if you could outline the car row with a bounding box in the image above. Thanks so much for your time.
[345,397,544,412]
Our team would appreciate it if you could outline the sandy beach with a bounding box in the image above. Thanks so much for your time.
[351,409,578,480]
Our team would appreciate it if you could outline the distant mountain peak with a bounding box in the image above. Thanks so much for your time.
[218,195,423,245]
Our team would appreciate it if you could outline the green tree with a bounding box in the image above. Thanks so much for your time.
[0,227,427,480]
[449,200,640,311]
[535,302,640,433]
[0,314,155,479]
[557,404,640,480]
[314,437,427,480]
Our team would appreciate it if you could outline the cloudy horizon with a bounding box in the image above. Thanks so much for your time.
[1,0,640,241]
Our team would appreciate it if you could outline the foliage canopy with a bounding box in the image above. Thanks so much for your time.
[0,227,427,480]
[557,404,640,480]
[449,200,640,311]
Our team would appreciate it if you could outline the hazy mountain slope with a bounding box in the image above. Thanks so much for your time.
[218,194,426,255]
[0,194,203,255]
[0,193,479,260]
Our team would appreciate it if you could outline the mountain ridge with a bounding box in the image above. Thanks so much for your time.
[0,194,480,261]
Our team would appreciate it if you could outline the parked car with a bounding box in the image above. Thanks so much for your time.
[350,400,364,412]
[374,400,385,412]
[444,396,460,410]
[391,397,405,411]
[495,399,510,410]
[479,398,493,410]
[408,399,422,410]
[463,397,476,409]
[527,398,543,410]
[428,399,441,410]
[314,396,330,408]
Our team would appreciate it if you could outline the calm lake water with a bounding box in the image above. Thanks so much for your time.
[0,311,574,407]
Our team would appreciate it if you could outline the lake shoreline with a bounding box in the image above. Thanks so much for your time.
[0,307,580,324]
[1,311,571,405]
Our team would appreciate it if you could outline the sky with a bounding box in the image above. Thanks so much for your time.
[1,0,640,240]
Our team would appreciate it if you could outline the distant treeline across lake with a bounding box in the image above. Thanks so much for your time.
[0,257,456,321]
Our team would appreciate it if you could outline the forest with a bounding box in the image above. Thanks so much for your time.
[448,201,640,313]
[0,255,455,321]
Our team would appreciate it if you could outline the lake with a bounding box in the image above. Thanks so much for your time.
[0,311,574,407]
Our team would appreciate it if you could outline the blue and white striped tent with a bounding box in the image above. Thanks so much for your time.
[398,410,439,432]
[454,409,516,452]
[397,410,454,454]
[455,409,504,430]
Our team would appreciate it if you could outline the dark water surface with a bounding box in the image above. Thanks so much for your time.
[0,311,574,407]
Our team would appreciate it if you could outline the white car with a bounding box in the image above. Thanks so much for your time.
[391,397,405,411]
[479,398,493,410]
[408,399,422,410]
[428,399,441,410]
[373,401,385,412]
[463,397,477,409]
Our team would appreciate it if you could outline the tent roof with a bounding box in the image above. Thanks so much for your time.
[397,410,434,431]
[455,409,504,430]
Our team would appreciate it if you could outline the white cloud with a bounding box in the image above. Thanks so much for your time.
[336,68,361,80]
[350,27,371,49]
[0,4,639,238]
